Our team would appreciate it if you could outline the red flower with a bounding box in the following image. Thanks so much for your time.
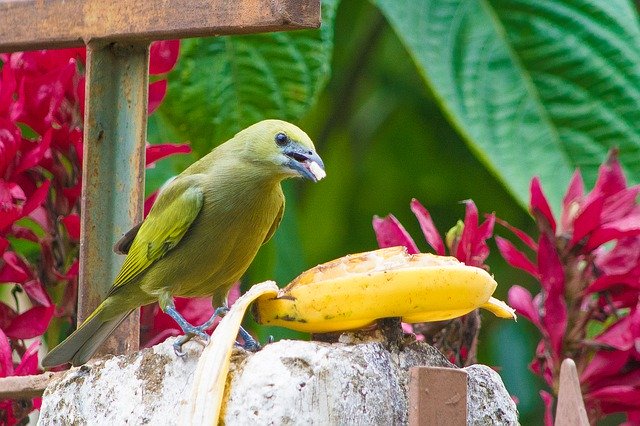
[145,143,192,167]
[149,40,180,75]
[497,150,640,423]
[372,213,420,254]
[373,198,495,267]
[0,40,188,424]
[0,330,41,424]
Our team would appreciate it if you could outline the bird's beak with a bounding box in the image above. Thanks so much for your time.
[284,143,326,182]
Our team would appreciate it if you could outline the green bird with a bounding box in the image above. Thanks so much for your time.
[42,119,325,367]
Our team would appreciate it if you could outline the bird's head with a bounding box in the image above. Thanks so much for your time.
[238,119,326,183]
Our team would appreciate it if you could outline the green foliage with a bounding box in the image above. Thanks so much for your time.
[155,0,339,157]
[374,0,640,210]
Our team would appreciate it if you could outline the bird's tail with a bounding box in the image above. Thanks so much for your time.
[42,304,131,368]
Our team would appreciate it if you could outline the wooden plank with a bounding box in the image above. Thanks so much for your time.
[0,372,62,399]
[77,41,149,357]
[0,0,320,52]
[555,358,589,426]
[409,366,467,426]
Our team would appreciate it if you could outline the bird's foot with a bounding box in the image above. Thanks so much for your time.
[165,304,224,356]
[202,306,260,351]
[165,303,261,355]
[200,306,229,330]
[171,325,211,357]
[173,334,194,357]
[238,326,261,352]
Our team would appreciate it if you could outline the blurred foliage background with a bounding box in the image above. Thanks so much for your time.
[145,0,640,423]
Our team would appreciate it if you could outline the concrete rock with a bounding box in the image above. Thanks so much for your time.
[39,336,517,425]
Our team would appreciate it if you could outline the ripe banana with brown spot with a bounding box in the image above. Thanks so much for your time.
[253,246,515,333]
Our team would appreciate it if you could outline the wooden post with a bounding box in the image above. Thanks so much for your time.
[0,0,320,52]
[555,358,589,426]
[0,373,63,399]
[409,366,468,426]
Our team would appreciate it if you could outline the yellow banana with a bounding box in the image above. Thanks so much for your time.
[253,246,515,333]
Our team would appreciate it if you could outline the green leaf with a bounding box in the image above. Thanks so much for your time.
[157,0,339,157]
[374,0,640,210]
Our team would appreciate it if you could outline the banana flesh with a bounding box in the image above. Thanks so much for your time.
[253,246,515,333]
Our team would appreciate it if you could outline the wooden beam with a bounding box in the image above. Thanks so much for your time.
[0,372,62,399]
[0,0,320,52]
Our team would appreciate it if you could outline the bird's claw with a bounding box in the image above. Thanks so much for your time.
[173,335,189,357]
[238,326,261,352]
[240,338,261,352]
[172,327,211,357]
[166,303,261,356]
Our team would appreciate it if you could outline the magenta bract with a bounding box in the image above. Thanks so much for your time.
[498,150,640,423]
[0,41,189,424]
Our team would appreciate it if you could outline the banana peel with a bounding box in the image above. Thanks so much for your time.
[185,281,279,425]
[253,246,515,333]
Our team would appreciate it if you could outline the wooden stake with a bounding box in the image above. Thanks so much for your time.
[555,358,589,426]
[409,366,467,426]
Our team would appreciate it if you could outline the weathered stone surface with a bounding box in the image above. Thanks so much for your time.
[465,364,519,425]
[39,340,201,425]
[39,336,517,425]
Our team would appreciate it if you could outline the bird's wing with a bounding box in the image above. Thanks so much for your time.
[109,178,204,293]
[113,222,142,255]
[262,200,284,245]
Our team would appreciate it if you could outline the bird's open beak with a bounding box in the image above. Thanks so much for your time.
[284,143,326,182]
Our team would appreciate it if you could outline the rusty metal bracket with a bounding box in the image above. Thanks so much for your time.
[78,41,150,356]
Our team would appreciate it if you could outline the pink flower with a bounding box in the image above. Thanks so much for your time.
[373,198,494,267]
[497,150,640,423]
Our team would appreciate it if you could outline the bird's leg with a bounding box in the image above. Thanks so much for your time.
[164,300,261,355]
[202,306,261,352]
[198,306,229,330]
[164,303,220,356]
[165,304,260,355]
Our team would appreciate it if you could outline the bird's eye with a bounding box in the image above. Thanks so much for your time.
[275,132,288,146]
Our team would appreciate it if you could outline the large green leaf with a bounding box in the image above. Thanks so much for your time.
[374,0,640,210]
[157,0,338,156]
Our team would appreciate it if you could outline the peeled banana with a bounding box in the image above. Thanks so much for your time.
[253,246,515,333]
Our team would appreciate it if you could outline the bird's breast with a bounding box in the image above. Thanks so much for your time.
[147,184,284,300]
